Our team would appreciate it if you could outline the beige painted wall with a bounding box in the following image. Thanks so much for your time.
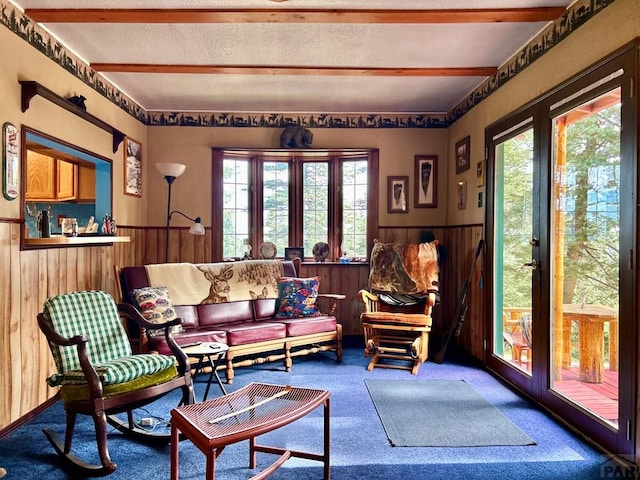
[446,0,640,226]
[0,25,147,225]
[147,126,448,229]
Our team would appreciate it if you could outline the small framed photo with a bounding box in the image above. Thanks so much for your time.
[414,155,437,208]
[455,136,471,174]
[2,122,19,201]
[477,191,484,208]
[387,176,409,213]
[124,136,142,197]
[476,160,484,187]
[284,247,304,261]
[457,181,467,210]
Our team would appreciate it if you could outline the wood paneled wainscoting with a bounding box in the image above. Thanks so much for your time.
[0,222,484,433]
[0,221,136,435]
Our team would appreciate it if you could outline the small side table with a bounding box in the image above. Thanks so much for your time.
[181,342,229,400]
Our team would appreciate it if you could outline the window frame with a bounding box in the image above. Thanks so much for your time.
[212,147,378,262]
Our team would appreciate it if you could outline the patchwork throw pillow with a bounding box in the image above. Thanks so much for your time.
[132,286,182,337]
[275,276,321,318]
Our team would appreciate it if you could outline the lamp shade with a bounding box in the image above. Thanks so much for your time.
[156,162,186,178]
[189,218,206,236]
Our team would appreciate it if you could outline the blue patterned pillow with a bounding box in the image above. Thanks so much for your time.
[132,286,182,337]
[275,277,320,318]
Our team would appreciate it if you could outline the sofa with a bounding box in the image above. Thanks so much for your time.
[116,259,343,384]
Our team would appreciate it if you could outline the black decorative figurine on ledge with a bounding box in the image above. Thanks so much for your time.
[280,126,313,148]
[66,95,87,111]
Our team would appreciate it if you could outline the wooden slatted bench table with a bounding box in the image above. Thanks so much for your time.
[170,382,331,480]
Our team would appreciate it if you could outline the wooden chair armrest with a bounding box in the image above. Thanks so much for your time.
[358,289,380,313]
[317,293,346,315]
[318,293,346,300]
[117,303,190,373]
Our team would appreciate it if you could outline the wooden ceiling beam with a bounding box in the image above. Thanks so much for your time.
[26,8,566,24]
[90,64,498,77]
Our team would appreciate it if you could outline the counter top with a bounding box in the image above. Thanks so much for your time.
[24,235,130,247]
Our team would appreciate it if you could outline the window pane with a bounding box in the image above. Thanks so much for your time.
[263,161,289,251]
[342,160,368,258]
[303,162,329,256]
[222,158,249,259]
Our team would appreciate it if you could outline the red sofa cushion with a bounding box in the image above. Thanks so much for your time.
[222,321,286,346]
[197,302,254,327]
[272,315,337,337]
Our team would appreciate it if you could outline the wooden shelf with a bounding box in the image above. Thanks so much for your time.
[19,81,125,154]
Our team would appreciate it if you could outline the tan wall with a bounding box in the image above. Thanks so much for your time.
[146,127,448,229]
[446,0,640,226]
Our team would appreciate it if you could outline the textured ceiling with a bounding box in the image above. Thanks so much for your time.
[12,0,576,114]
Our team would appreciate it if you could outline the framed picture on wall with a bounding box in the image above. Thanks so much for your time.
[387,176,409,213]
[414,155,437,208]
[455,136,471,174]
[457,181,467,210]
[124,136,142,197]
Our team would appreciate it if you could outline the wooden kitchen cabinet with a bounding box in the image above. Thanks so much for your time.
[25,152,56,200]
[25,152,80,202]
[77,165,96,202]
[57,159,77,201]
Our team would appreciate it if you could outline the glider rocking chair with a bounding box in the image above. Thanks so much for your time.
[359,239,440,375]
[37,290,194,476]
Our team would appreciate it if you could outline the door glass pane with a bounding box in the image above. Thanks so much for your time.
[493,127,534,374]
[550,88,620,428]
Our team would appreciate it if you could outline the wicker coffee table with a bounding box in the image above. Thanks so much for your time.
[170,382,331,480]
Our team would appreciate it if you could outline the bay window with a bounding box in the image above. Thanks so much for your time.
[212,148,378,262]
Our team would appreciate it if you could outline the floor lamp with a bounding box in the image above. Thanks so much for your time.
[157,162,204,262]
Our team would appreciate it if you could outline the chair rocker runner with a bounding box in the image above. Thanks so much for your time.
[37,290,194,476]
[359,239,440,375]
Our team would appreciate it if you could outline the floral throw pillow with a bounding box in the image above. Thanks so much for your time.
[275,276,321,318]
[132,286,182,337]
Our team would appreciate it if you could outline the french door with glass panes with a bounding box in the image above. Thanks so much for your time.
[485,44,636,456]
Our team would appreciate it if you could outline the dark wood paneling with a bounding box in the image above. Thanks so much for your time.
[437,225,485,359]
[301,262,370,336]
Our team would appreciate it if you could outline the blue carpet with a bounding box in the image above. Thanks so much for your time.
[0,344,615,479]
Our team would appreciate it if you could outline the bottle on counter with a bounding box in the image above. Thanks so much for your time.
[38,210,51,238]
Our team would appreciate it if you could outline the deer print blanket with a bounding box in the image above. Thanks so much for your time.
[145,260,284,306]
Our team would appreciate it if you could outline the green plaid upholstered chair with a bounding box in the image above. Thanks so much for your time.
[37,290,194,476]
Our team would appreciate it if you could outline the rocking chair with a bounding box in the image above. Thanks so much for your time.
[359,239,440,375]
[37,290,194,476]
